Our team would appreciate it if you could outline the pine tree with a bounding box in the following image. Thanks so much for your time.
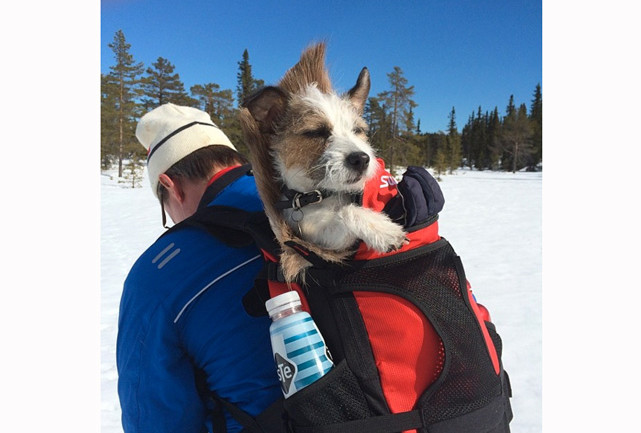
[414,132,430,167]
[364,96,392,160]
[236,49,264,107]
[424,132,447,168]
[101,73,119,170]
[191,83,245,156]
[404,106,416,134]
[530,84,542,124]
[141,57,196,109]
[461,106,487,170]
[119,152,145,188]
[500,103,534,172]
[472,108,488,170]
[433,132,448,179]
[460,112,473,168]
[379,66,417,137]
[103,29,145,177]
[495,96,517,170]
[487,107,502,170]
[446,107,462,173]
[529,83,542,170]
[506,94,516,117]
[396,133,423,169]
[378,66,417,171]
[191,82,229,122]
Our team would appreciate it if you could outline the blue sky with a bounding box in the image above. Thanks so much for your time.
[101,0,541,133]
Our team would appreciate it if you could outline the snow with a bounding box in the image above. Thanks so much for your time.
[100,167,542,433]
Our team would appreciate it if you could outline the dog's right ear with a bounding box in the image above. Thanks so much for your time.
[242,86,288,134]
[347,67,370,115]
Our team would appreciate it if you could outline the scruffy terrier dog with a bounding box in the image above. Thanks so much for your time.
[240,43,406,282]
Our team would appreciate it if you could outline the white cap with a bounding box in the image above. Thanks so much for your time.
[135,103,236,198]
[265,291,302,318]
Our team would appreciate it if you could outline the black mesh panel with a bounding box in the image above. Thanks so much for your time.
[335,241,503,425]
[283,360,373,427]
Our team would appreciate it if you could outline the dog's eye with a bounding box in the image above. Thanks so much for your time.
[302,127,331,139]
[353,127,366,135]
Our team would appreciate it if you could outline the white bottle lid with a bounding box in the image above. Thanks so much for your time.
[265,291,302,317]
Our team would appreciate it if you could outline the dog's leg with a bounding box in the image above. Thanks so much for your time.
[299,205,406,253]
[338,205,407,252]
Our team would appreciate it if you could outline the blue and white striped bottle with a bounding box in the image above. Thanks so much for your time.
[265,291,334,398]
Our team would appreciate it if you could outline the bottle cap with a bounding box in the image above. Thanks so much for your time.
[265,291,302,317]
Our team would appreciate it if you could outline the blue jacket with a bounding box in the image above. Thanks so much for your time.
[117,167,282,432]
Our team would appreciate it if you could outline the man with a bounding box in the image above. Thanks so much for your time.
[117,103,283,432]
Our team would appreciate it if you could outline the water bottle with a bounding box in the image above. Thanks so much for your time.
[265,291,334,398]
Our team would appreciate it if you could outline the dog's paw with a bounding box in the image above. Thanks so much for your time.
[385,236,410,253]
[336,205,408,254]
[360,215,407,253]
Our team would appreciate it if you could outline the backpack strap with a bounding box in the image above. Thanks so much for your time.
[160,164,278,249]
[191,295,286,433]
[210,394,285,433]
[164,204,278,250]
[282,240,333,269]
[196,366,286,433]
[169,170,286,431]
[289,410,424,433]
[198,164,254,209]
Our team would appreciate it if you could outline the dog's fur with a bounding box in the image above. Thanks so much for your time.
[240,43,406,282]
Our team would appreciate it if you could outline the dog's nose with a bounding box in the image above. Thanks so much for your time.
[346,152,370,172]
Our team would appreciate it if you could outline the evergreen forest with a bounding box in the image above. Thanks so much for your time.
[102,30,542,185]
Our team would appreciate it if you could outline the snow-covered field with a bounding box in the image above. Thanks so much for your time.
[101,167,542,433]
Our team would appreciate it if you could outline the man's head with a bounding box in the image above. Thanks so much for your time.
[136,103,247,224]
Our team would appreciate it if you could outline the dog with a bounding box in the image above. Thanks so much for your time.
[239,43,407,282]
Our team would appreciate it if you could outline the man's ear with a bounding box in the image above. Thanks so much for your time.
[158,174,184,202]
[242,86,288,133]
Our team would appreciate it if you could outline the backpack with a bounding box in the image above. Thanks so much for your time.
[182,163,513,433]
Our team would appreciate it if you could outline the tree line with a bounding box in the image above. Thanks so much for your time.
[102,30,542,184]
[365,73,542,175]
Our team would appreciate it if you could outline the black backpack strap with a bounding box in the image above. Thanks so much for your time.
[194,357,286,433]
[198,164,254,209]
[212,395,266,433]
[252,397,287,433]
[193,366,228,433]
[290,410,423,433]
[163,205,279,251]
[282,240,333,269]
[242,265,273,317]
[171,206,255,247]
[208,394,285,433]
[159,163,278,249]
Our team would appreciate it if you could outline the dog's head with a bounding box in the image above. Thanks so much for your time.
[241,42,377,197]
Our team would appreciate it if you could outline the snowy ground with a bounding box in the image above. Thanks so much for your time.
[101,167,542,433]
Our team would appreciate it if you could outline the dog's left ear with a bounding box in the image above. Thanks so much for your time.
[347,67,370,115]
[242,86,288,134]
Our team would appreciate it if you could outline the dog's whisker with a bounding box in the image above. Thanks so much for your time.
[308,162,328,178]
